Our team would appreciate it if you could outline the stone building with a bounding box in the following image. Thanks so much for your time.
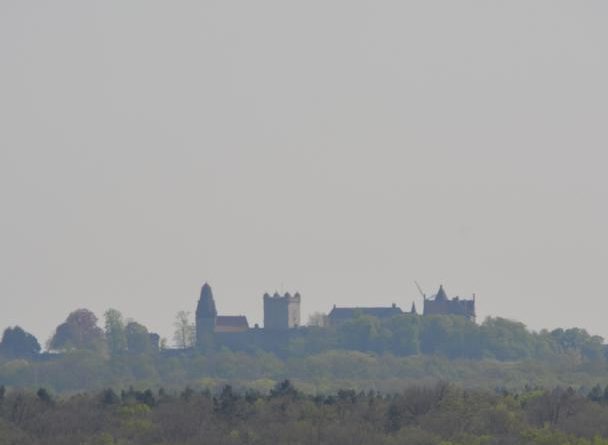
[326,284,476,326]
[422,285,476,321]
[214,316,249,333]
[194,284,301,352]
[195,283,249,347]
[191,282,475,354]
[195,283,217,345]
[263,292,301,330]
[328,302,416,326]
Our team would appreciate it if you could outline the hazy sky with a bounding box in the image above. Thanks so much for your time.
[1,1,607,344]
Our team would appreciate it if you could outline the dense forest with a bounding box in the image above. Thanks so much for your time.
[2,311,608,443]
[1,308,607,393]
[4,381,608,444]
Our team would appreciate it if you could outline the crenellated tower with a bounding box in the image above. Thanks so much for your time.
[263,292,301,330]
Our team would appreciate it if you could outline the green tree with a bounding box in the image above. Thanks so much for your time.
[481,317,535,360]
[173,311,195,349]
[551,328,605,361]
[307,312,328,327]
[49,308,105,352]
[125,321,153,354]
[0,326,41,358]
[385,315,420,356]
[419,315,453,355]
[104,308,127,356]
[337,315,381,351]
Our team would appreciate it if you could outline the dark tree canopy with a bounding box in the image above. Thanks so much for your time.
[0,326,41,358]
[49,309,105,352]
[4,383,608,445]
[125,321,152,354]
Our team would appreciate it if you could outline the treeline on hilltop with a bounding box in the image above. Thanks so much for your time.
[1,307,605,361]
[5,381,608,445]
[295,314,605,361]
[0,308,607,393]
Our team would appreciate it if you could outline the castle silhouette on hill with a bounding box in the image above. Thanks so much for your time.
[193,283,476,351]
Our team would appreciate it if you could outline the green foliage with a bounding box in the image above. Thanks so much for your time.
[337,315,382,350]
[49,309,106,353]
[0,326,41,358]
[3,345,608,395]
[125,322,152,355]
[173,311,195,349]
[3,384,608,444]
[384,315,420,355]
[104,309,127,356]
[551,328,605,361]
[480,317,535,360]
[294,314,605,365]
[2,310,608,399]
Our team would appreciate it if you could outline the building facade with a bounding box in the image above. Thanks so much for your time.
[263,292,301,330]
[192,282,475,354]
[195,282,218,346]
[195,283,250,348]
[422,285,476,321]
[194,284,301,352]
[328,303,407,326]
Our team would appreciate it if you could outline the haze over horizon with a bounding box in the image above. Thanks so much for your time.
[1,1,607,345]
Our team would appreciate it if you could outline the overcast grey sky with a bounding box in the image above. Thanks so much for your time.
[1,1,607,344]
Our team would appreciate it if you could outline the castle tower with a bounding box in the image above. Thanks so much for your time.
[196,283,217,347]
[435,284,448,302]
[423,285,476,322]
[263,292,301,330]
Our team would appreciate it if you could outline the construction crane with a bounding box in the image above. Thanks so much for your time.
[414,281,427,300]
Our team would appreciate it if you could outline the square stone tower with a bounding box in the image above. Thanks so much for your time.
[263,292,301,330]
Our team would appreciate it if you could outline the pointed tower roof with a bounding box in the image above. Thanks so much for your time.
[435,285,448,302]
[196,282,217,319]
[411,302,417,314]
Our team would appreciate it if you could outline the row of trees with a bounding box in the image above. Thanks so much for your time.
[4,381,608,444]
[0,309,606,395]
[1,309,605,364]
[308,314,606,362]
[2,346,608,394]
[0,308,198,359]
